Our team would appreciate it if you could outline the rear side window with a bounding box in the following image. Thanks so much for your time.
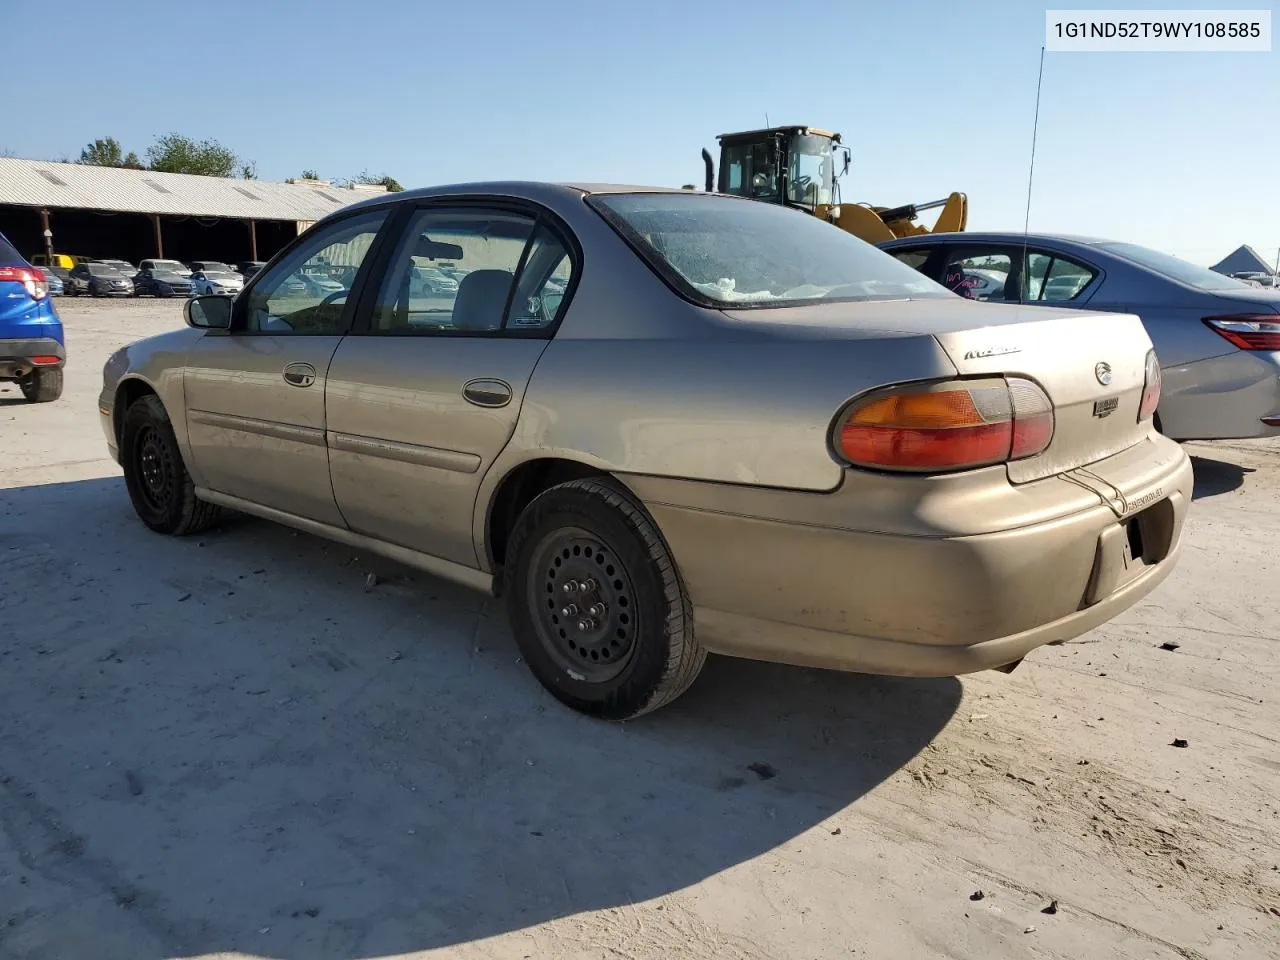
[1026,252,1096,302]
[589,193,947,307]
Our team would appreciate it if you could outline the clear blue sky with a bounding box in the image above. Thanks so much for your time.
[6,0,1277,266]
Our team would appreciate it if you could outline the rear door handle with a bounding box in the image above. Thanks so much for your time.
[283,361,317,387]
[462,378,512,408]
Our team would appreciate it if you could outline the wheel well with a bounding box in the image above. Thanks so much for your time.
[486,458,605,570]
[113,378,156,444]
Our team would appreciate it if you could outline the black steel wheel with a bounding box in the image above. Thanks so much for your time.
[505,477,705,720]
[528,528,639,684]
[120,394,222,536]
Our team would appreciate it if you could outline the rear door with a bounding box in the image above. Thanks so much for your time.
[182,208,391,525]
[325,202,576,567]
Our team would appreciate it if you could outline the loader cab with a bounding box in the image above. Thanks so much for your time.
[714,126,849,213]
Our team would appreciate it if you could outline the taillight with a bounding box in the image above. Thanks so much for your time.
[834,377,1055,472]
[1203,315,1280,351]
[0,265,49,300]
[1138,349,1160,422]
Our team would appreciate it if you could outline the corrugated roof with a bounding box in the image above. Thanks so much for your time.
[0,158,383,221]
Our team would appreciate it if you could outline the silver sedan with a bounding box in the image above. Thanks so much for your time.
[880,231,1280,441]
[99,184,1191,719]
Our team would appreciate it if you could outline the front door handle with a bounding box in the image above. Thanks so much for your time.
[462,378,512,408]
[282,361,317,387]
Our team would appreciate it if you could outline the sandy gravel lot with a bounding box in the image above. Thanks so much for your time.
[1,298,1277,960]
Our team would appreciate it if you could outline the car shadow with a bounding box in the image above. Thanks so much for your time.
[1190,454,1254,500]
[0,476,959,960]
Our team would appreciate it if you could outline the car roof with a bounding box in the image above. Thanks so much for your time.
[334,180,704,216]
[880,231,1114,248]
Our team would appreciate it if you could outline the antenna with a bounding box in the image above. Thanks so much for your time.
[765,112,770,128]
[1021,46,1047,299]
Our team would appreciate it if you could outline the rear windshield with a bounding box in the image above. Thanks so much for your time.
[589,193,949,307]
[0,233,21,265]
[1095,242,1249,291]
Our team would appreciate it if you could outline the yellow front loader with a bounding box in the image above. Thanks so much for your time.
[695,125,967,244]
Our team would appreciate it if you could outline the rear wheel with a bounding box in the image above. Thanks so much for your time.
[19,367,62,403]
[504,477,705,720]
[120,394,222,535]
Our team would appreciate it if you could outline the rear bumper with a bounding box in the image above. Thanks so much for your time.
[626,435,1193,677]
[1160,350,1280,440]
[0,337,66,380]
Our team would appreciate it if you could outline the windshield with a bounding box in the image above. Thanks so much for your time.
[591,193,949,307]
[1096,241,1249,291]
[787,134,834,207]
[88,263,124,276]
[152,260,187,271]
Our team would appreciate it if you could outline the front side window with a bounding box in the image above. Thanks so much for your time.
[942,249,1013,301]
[720,141,779,200]
[372,208,543,334]
[891,248,933,273]
[243,210,388,334]
[591,193,947,307]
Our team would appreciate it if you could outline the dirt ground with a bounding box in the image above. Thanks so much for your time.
[1,298,1277,960]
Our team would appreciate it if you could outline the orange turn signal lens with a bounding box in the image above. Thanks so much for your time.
[836,378,1054,472]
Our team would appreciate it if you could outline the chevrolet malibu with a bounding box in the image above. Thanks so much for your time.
[99,183,1192,719]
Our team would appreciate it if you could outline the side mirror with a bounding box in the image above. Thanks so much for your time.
[185,294,232,330]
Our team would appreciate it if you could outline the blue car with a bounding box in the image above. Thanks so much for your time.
[0,231,65,402]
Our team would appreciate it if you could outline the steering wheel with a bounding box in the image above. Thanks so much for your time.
[320,290,347,307]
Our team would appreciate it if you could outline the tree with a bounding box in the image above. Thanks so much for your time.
[122,151,144,170]
[353,170,403,192]
[240,161,258,180]
[300,169,320,180]
[79,137,126,167]
[145,133,238,177]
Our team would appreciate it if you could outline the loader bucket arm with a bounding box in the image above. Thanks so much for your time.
[827,192,969,244]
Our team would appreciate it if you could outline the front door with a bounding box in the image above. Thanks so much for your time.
[183,208,390,526]
[325,204,577,566]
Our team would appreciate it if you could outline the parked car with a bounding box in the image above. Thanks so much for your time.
[881,232,1280,442]
[409,264,460,295]
[234,260,266,281]
[0,231,64,402]
[66,261,134,297]
[96,258,138,275]
[30,253,85,270]
[140,258,192,276]
[44,270,64,296]
[187,260,236,277]
[189,267,244,296]
[99,184,1191,719]
[133,263,194,298]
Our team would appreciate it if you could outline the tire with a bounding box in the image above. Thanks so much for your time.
[120,393,222,536]
[19,367,62,403]
[504,477,705,720]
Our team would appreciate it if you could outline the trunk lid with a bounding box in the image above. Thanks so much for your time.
[930,306,1153,483]
[721,298,1155,483]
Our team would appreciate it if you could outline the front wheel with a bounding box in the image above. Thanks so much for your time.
[504,477,705,720]
[19,367,62,403]
[120,394,222,535]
